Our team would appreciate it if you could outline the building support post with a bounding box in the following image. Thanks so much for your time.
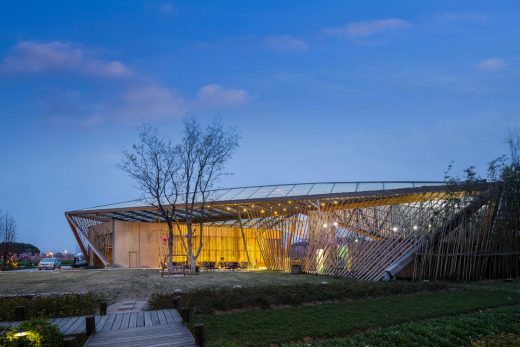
[237,208,251,265]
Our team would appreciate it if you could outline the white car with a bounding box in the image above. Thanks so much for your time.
[38,257,61,270]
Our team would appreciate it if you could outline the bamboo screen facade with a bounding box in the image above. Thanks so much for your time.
[66,181,520,281]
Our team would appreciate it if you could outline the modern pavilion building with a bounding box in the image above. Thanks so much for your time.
[65,181,520,281]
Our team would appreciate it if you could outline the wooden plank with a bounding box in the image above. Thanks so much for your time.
[96,315,109,331]
[101,313,117,331]
[163,309,174,324]
[170,309,182,322]
[60,317,80,335]
[120,312,131,329]
[128,312,137,328]
[112,312,124,330]
[151,310,160,326]
[67,316,85,335]
[157,310,167,325]
[144,311,152,327]
[136,311,145,328]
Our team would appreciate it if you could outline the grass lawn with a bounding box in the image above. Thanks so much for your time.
[191,289,520,347]
[0,269,348,302]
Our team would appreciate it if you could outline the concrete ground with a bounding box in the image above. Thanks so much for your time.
[0,268,347,302]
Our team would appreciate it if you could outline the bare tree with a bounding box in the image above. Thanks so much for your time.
[121,126,181,267]
[175,117,239,272]
[122,118,239,273]
[0,210,17,270]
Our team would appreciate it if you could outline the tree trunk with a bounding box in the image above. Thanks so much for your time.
[186,219,196,273]
[167,222,174,268]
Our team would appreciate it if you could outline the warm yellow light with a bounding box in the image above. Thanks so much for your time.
[283,208,287,211]
[323,223,328,228]
[288,201,292,204]
[251,205,255,208]
[261,210,265,213]
[334,201,338,204]
[333,222,338,227]
[15,331,27,337]
[274,211,278,215]
[321,203,325,206]
[243,208,247,212]
[226,207,231,210]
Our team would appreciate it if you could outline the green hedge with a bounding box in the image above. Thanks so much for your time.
[0,293,102,322]
[0,319,62,347]
[286,304,520,347]
[149,280,447,313]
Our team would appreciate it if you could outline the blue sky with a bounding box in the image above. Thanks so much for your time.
[0,1,519,252]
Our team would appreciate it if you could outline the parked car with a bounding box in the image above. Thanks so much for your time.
[38,257,61,270]
[71,253,88,268]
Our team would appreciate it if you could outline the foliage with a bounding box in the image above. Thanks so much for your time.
[149,280,447,313]
[287,305,520,347]
[0,319,62,347]
[0,292,102,322]
[0,242,40,255]
[188,289,520,347]
[0,210,17,271]
[471,333,520,347]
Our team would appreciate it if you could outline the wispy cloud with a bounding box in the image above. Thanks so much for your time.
[324,18,410,40]
[117,84,186,121]
[197,84,252,108]
[477,58,506,71]
[1,40,254,126]
[264,35,309,51]
[0,41,132,78]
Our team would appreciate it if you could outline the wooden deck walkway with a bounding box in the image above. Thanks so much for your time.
[85,323,196,347]
[1,309,196,346]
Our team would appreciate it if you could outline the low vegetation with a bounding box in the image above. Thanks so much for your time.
[0,292,102,322]
[0,319,62,347]
[149,280,447,313]
[189,289,520,347]
[287,304,520,347]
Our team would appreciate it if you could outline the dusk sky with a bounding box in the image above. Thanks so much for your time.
[0,1,519,252]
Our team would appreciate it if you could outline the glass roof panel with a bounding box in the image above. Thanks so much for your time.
[248,186,278,199]
[331,183,358,194]
[211,187,244,201]
[356,182,385,192]
[307,183,335,195]
[286,184,314,197]
[383,182,415,190]
[231,186,264,200]
[267,185,296,198]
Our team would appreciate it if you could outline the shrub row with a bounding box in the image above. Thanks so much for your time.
[0,292,102,322]
[0,319,62,347]
[149,280,447,313]
[287,304,520,347]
